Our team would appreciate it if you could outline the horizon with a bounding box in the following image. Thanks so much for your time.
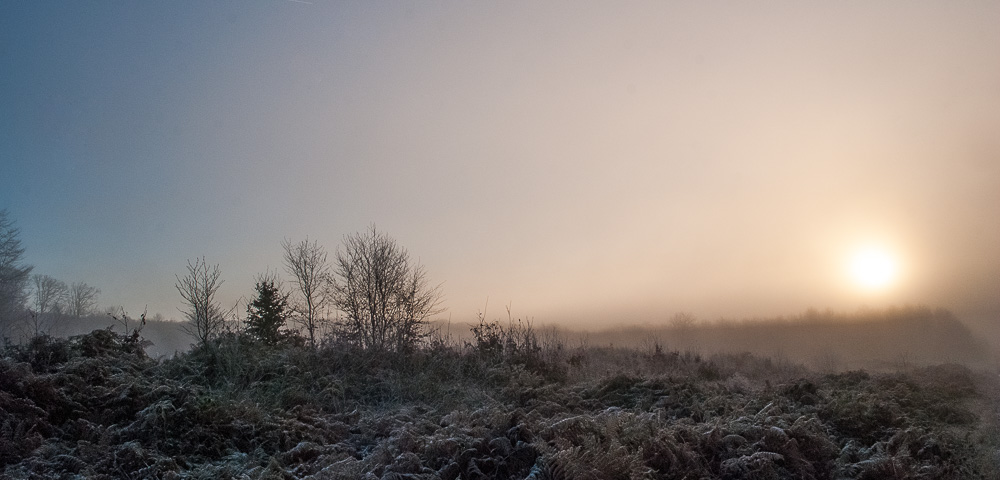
[3,2,999,334]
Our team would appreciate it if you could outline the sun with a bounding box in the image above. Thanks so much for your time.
[848,247,899,290]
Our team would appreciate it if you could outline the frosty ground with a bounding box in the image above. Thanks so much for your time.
[1,319,998,479]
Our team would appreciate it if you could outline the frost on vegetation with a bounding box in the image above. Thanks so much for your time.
[0,328,997,478]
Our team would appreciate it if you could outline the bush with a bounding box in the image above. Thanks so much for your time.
[1,327,996,478]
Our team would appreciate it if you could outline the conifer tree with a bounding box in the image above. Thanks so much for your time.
[245,273,291,345]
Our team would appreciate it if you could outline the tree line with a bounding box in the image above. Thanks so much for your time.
[176,225,443,353]
[1,209,444,352]
[0,209,102,339]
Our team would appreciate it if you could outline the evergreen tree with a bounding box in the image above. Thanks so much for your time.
[245,273,291,346]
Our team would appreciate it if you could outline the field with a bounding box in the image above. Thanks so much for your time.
[1,314,999,479]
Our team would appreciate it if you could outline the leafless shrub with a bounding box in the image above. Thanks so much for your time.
[282,237,332,347]
[175,257,225,348]
[331,226,442,353]
[469,310,539,362]
[669,312,698,330]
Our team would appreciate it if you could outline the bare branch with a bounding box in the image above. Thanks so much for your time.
[68,282,100,317]
[31,274,68,317]
[0,209,33,336]
[282,237,330,347]
[331,226,443,352]
[175,257,225,348]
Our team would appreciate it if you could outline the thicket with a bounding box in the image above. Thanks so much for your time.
[1,316,997,479]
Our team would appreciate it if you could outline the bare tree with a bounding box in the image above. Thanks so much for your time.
[0,209,32,335]
[24,274,67,337]
[282,238,331,347]
[175,257,225,348]
[68,282,100,317]
[31,274,68,317]
[331,226,443,352]
[669,312,698,330]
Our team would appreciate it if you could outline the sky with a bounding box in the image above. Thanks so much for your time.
[2,2,999,330]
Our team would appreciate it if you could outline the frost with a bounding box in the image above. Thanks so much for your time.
[0,328,995,478]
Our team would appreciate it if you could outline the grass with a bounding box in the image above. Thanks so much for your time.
[0,317,998,479]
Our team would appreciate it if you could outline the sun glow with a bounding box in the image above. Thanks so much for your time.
[848,247,899,290]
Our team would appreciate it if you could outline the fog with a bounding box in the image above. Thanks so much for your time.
[2,2,999,351]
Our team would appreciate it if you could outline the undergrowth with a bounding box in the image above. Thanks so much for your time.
[1,323,997,479]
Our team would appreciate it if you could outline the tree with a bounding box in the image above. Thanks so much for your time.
[31,274,68,317]
[331,226,443,352]
[175,257,225,348]
[669,312,698,330]
[244,271,292,346]
[0,209,32,333]
[68,282,100,317]
[26,274,67,337]
[282,237,331,347]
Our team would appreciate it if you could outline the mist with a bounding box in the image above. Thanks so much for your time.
[3,3,1000,475]
[2,2,998,338]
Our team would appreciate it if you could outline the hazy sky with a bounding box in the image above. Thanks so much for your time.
[3,2,999,329]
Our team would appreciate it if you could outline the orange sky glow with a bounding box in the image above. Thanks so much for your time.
[2,2,998,331]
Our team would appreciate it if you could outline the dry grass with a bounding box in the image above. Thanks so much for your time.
[1,321,997,479]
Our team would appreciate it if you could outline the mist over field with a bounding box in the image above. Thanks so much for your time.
[2,1,999,333]
[2,1,1000,478]
[27,304,997,371]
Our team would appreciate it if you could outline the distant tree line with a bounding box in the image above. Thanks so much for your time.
[0,209,103,340]
[0,208,444,353]
[175,225,443,353]
[0,209,32,336]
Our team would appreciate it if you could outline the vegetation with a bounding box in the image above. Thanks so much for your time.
[0,209,32,337]
[29,275,68,318]
[66,282,100,318]
[244,272,294,346]
[175,257,226,348]
[2,211,108,341]
[577,306,994,371]
[282,237,333,348]
[1,311,997,479]
[331,226,443,353]
[1,215,997,477]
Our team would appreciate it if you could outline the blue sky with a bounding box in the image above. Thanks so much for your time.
[2,2,999,329]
